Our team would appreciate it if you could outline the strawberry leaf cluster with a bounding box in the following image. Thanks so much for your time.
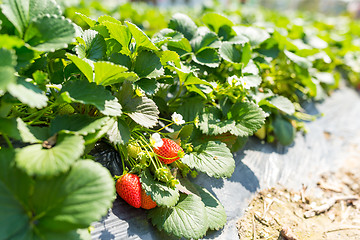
[1,0,360,239]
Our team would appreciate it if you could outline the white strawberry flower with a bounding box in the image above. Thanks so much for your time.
[171,112,185,125]
[150,133,163,149]
[227,75,250,89]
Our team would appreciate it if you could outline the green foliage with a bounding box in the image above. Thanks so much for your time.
[0,150,115,239]
[148,194,208,239]
[140,169,180,207]
[60,80,122,116]
[182,141,235,178]
[1,0,360,239]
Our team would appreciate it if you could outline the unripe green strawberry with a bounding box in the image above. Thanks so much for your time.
[153,138,184,164]
[116,173,141,208]
[141,189,157,209]
[127,143,141,159]
[58,103,74,115]
[254,125,266,140]
[155,166,173,183]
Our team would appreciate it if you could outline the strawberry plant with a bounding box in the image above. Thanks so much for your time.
[2,0,360,239]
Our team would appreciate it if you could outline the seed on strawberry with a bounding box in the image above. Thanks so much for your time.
[141,189,157,209]
[116,173,142,208]
[153,138,184,164]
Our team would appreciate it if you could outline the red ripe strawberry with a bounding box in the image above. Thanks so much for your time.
[141,189,157,209]
[153,138,184,164]
[116,173,141,208]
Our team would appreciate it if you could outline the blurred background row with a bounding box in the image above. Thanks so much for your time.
[59,0,360,16]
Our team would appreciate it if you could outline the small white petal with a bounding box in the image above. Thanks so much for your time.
[172,112,185,125]
[150,133,163,148]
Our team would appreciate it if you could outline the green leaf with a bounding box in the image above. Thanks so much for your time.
[228,102,266,137]
[104,21,132,56]
[66,53,93,82]
[178,124,194,140]
[0,47,16,66]
[273,115,296,146]
[134,78,158,95]
[125,96,159,128]
[182,141,235,178]
[175,68,212,86]
[0,34,24,49]
[177,98,204,122]
[75,12,96,27]
[202,12,234,34]
[140,169,179,207]
[39,229,90,240]
[233,26,270,46]
[158,50,181,68]
[152,28,184,46]
[28,0,62,20]
[0,150,115,237]
[186,85,208,99]
[241,74,262,89]
[1,0,30,38]
[126,21,158,51]
[148,194,208,239]
[134,50,164,79]
[109,52,132,68]
[0,48,16,91]
[284,50,312,69]
[168,13,197,40]
[92,25,110,39]
[198,107,234,136]
[94,61,138,86]
[7,78,48,109]
[1,0,61,38]
[192,48,220,68]
[193,184,226,230]
[260,95,295,115]
[76,29,106,61]
[34,160,115,231]
[61,80,122,117]
[97,15,122,25]
[0,117,44,143]
[106,118,131,145]
[15,133,85,177]
[219,41,252,66]
[83,117,115,145]
[167,37,192,57]
[24,14,75,52]
[191,31,220,53]
[0,66,15,91]
[50,115,110,136]
[0,148,32,240]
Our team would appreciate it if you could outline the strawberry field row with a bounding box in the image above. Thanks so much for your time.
[0,0,359,239]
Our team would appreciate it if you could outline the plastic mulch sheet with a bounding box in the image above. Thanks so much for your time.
[91,86,360,240]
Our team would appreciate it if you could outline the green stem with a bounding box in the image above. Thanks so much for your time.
[168,83,184,106]
[157,122,174,132]
[46,84,61,92]
[3,134,13,149]
[135,132,162,170]
[22,104,53,122]
[158,117,173,123]
[28,107,52,125]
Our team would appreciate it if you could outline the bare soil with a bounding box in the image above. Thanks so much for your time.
[237,143,360,240]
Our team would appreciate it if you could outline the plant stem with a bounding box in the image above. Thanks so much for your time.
[3,134,13,149]
[168,83,184,106]
[157,122,174,132]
